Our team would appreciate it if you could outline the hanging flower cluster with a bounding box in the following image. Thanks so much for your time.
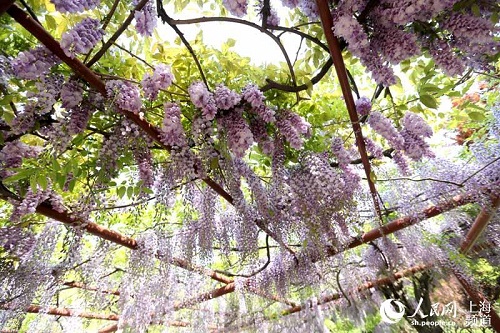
[222,0,248,17]
[133,0,158,36]
[50,0,100,13]
[160,102,187,149]
[276,109,311,150]
[11,47,59,80]
[141,64,174,100]
[60,18,104,59]
[106,80,142,114]
[60,79,84,109]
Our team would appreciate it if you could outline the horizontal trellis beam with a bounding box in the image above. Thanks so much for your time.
[340,193,474,253]
[460,195,499,254]
[0,305,200,330]
[281,263,430,317]
[168,190,479,305]
[0,304,119,321]
[0,186,232,285]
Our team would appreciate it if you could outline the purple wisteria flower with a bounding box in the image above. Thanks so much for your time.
[188,82,218,120]
[61,79,84,109]
[368,111,405,150]
[222,0,248,17]
[12,47,59,80]
[160,102,187,149]
[276,109,311,150]
[141,64,174,100]
[214,84,241,110]
[106,80,142,114]
[60,18,104,59]
[355,96,371,117]
[50,0,100,13]
[133,0,157,36]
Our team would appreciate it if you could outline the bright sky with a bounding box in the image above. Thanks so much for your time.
[160,2,302,66]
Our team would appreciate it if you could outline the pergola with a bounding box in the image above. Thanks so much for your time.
[0,1,499,332]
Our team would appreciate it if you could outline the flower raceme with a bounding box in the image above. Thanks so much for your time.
[141,65,174,101]
[133,0,157,36]
[60,18,104,59]
[50,0,100,13]
[106,80,142,114]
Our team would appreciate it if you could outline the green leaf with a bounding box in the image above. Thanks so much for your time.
[225,38,236,48]
[52,159,60,172]
[0,95,13,105]
[68,178,76,192]
[117,186,126,198]
[126,186,134,199]
[2,168,37,183]
[471,4,480,16]
[419,94,438,109]
[467,111,485,121]
[3,110,14,123]
[142,187,154,195]
[420,83,440,93]
[491,12,499,24]
[30,175,38,193]
[55,173,66,189]
[37,174,48,190]
[45,15,56,30]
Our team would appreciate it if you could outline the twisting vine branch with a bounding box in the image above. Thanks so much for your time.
[261,0,270,29]
[215,235,271,278]
[156,0,209,88]
[164,15,299,94]
[86,0,150,67]
[101,0,121,31]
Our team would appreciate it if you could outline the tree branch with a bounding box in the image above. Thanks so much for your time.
[316,0,383,221]
[165,15,299,94]
[86,0,150,67]
[156,1,209,88]
[261,57,333,92]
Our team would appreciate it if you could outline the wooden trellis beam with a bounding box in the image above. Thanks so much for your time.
[457,195,500,331]
[0,305,200,330]
[0,185,232,285]
[224,263,430,331]
[281,263,430,317]
[0,0,14,15]
[451,267,500,332]
[315,0,382,220]
[460,195,499,254]
[0,304,119,321]
[330,192,475,255]
[166,191,479,306]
